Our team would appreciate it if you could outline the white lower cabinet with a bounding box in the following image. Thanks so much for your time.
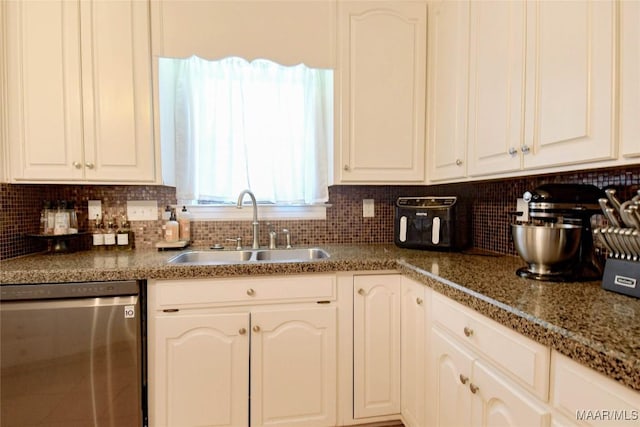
[551,351,640,427]
[400,277,428,427]
[149,272,640,427]
[429,325,474,427]
[148,275,337,427]
[429,325,551,427]
[353,274,401,419]
[427,292,552,427]
[153,312,250,427]
[250,307,337,427]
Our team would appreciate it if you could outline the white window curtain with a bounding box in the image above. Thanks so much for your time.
[171,56,332,204]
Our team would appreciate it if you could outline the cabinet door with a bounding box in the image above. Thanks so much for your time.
[338,1,426,183]
[427,0,470,182]
[400,278,427,427]
[152,312,250,427]
[467,0,525,177]
[250,306,337,427]
[6,0,155,183]
[6,0,85,181]
[353,275,401,419]
[81,0,155,182]
[620,0,640,158]
[428,326,473,427]
[522,0,615,169]
[471,359,551,427]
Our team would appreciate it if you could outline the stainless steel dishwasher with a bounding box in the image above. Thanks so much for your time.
[0,280,146,427]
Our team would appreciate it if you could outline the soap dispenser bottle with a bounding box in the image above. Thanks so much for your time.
[164,208,179,242]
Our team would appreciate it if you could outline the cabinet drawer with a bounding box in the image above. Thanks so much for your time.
[432,292,550,400]
[551,351,640,426]
[152,274,336,309]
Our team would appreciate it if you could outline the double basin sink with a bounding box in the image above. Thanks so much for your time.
[168,247,330,265]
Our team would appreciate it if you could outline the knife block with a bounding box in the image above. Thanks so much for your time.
[602,258,640,299]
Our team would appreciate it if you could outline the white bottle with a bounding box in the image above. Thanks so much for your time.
[92,215,105,248]
[164,209,179,243]
[178,206,192,242]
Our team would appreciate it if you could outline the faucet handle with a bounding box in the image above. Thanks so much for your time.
[282,229,292,249]
[226,237,242,250]
[268,229,277,249]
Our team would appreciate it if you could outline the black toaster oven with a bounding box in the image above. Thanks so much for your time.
[394,196,469,250]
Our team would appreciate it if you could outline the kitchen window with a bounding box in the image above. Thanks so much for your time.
[159,56,333,220]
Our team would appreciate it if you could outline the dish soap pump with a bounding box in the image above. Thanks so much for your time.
[164,208,179,242]
[178,206,192,242]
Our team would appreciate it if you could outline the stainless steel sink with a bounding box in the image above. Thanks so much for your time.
[168,248,329,265]
[254,248,329,261]
[168,250,254,264]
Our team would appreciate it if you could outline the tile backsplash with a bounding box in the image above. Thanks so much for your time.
[1,165,638,260]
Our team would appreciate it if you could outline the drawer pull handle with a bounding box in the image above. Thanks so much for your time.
[253,325,261,333]
[416,297,423,305]
[459,374,469,385]
[163,308,179,313]
[357,288,365,296]
[246,288,255,296]
[463,326,474,337]
[239,328,247,335]
[470,383,480,394]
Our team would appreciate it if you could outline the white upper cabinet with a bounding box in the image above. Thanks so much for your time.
[6,0,155,183]
[426,0,470,182]
[620,0,640,158]
[467,0,616,177]
[337,1,427,183]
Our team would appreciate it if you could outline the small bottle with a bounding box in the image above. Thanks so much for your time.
[92,215,105,249]
[45,201,56,234]
[67,201,78,234]
[40,201,50,234]
[103,216,116,248]
[53,200,70,235]
[116,213,130,249]
[164,209,179,242]
[178,206,192,242]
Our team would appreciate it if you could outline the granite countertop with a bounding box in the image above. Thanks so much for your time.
[2,244,639,393]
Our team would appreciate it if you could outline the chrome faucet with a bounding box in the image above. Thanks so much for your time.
[237,189,260,249]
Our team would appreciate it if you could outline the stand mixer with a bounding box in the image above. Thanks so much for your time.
[512,183,605,281]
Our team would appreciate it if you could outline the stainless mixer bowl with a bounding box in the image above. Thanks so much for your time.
[511,223,582,275]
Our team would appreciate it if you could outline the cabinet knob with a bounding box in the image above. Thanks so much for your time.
[416,297,423,305]
[459,374,469,385]
[343,164,350,172]
[455,159,463,166]
[85,162,95,169]
[469,383,480,394]
[252,325,261,333]
[521,145,531,154]
[239,328,247,335]
[357,288,365,296]
[508,147,518,156]
[73,161,82,169]
[246,288,255,296]
[463,326,474,337]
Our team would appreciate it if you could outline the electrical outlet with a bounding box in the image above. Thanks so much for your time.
[127,200,158,221]
[88,200,102,221]
[363,199,375,218]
